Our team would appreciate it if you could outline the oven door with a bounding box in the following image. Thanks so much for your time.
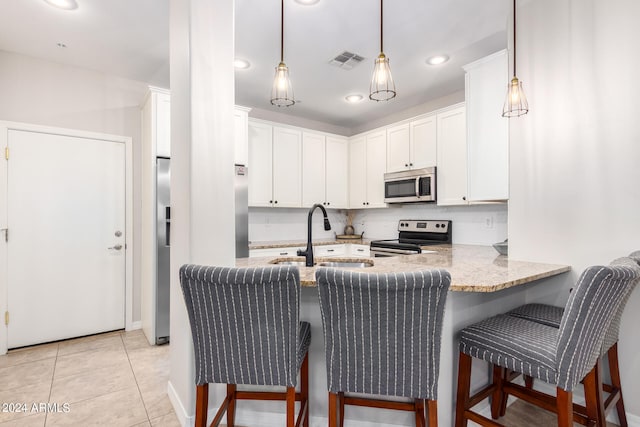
[370,247,421,257]
[384,169,436,203]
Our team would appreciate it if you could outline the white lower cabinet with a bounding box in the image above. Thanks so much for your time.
[315,244,347,257]
[348,244,370,257]
[249,247,305,258]
[249,243,367,259]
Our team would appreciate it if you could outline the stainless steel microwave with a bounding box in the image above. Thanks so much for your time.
[384,167,436,203]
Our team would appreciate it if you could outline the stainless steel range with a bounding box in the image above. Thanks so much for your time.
[369,220,452,257]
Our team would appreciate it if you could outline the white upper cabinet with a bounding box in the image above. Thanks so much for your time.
[349,131,387,209]
[386,123,411,172]
[248,121,274,207]
[302,132,326,207]
[234,107,250,166]
[464,50,509,201]
[324,136,348,208]
[410,115,437,170]
[386,116,437,173]
[272,126,302,208]
[436,105,468,206]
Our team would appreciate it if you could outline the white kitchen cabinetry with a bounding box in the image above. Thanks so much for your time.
[464,50,509,201]
[249,246,305,258]
[348,244,370,257]
[386,116,437,173]
[234,107,251,166]
[302,133,348,209]
[349,131,387,208]
[315,244,347,257]
[436,105,468,206]
[248,121,303,208]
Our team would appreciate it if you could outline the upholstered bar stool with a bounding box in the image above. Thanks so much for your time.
[505,254,640,426]
[316,268,451,427]
[179,265,311,427]
[454,262,640,427]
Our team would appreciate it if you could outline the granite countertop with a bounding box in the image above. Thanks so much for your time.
[249,237,372,249]
[236,244,571,292]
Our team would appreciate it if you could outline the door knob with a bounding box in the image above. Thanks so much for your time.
[114,231,122,237]
[108,244,123,250]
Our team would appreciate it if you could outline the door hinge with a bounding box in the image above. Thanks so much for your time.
[4,311,8,326]
[4,147,8,160]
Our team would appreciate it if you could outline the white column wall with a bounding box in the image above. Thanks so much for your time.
[168,0,235,424]
[508,0,640,421]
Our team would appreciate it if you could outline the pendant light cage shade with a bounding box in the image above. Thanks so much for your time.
[502,77,529,117]
[271,62,295,107]
[369,53,396,102]
[503,0,529,117]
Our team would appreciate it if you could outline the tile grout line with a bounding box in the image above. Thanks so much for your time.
[120,332,153,426]
[44,343,59,427]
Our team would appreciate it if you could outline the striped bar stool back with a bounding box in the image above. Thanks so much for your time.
[316,268,451,427]
[455,261,640,427]
[180,264,311,427]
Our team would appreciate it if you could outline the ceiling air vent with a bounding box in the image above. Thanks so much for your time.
[329,51,365,70]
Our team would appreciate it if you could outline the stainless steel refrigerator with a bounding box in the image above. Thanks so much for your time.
[235,164,249,258]
[155,157,170,344]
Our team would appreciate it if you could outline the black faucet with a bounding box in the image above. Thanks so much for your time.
[297,204,331,267]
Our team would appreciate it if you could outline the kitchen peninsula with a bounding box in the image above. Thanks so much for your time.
[233,244,570,426]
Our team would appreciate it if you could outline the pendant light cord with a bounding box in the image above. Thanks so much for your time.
[380,0,384,53]
[512,0,516,77]
[280,0,284,62]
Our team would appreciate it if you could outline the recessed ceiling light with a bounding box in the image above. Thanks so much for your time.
[294,0,320,5]
[234,59,251,69]
[345,94,364,103]
[426,55,450,66]
[43,0,78,10]
[57,42,67,48]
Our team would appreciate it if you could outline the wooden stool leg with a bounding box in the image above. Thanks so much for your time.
[499,370,509,417]
[195,384,209,427]
[415,399,425,427]
[226,384,236,427]
[328,392,338,427]
[584,363,607,427]
[301,353,310,427]
[455,352,472,427]
[557,388,573,427]
[524,375,534,389]
[286,386,295,427]
[490,365,505,419]
[427,399,438,427]
[608,343,628,427]
[338,392,345,427]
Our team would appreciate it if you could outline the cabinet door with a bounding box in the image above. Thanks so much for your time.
[349,136,367,208]
[156,93,171,158]
[386,123,410,173]
[272,127,302,207]
[365,130,387,208]
[466,50,509,201]
[436,106,468,206]
[325,136,348,209]
[248,121,273,207]
[234,108,249,166]
[410,115,437,169]
[302,132,326,207]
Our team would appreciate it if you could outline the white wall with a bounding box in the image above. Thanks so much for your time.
[249,204,507,246]
[0,50,148,323]
[509,0,640,421]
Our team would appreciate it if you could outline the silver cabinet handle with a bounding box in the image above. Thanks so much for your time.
[108,244,123,250]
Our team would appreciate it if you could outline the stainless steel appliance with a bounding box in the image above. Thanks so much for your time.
[235,164,249,258]
[155,157,171,344]
[370,220,452,257]
[383,167,436,203]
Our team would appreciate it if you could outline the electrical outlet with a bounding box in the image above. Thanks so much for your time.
[484,216,494,229]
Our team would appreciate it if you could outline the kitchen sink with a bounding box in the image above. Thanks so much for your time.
[270,260,307,266]
[317,260,373,268]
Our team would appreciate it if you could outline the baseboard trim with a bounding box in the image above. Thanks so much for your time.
[167,380,193,427]
[627,412,640,427]
[127,321,142,331]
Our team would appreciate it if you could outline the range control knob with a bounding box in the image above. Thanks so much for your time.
[436,224,440,228]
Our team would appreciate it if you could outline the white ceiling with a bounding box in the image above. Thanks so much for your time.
[0,0,509,129]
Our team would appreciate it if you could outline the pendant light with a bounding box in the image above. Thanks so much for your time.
[270,0,295,107]
[502,0,529,117]
[369,0,396,102]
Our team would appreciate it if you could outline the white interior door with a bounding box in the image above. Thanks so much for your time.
[7,130,126,348]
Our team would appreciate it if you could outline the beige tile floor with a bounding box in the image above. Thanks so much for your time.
[0,330,179,427]
[1,330,620,427]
